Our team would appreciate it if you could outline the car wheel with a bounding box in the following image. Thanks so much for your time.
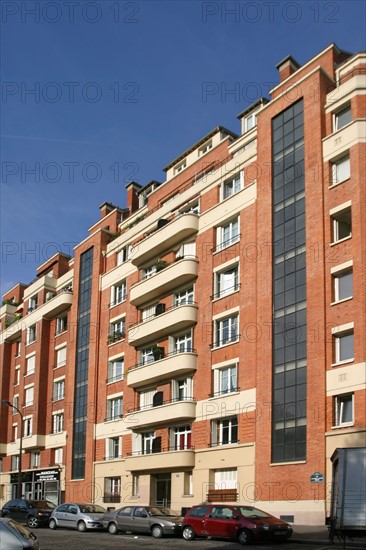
[49,518,57,530]
[182,526,195,541]
[151,524,164,538]
[77,521,87,532]
[27,516,39,529]
[238,529,252,545]
[108,522,118,535]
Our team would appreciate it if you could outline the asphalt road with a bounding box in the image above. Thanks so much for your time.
[33,528,342,550]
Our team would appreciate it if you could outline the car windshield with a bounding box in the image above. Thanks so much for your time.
[148,507,179,517]
[79,505,107,514]
[238,506,271,519]
[28,500,56,509]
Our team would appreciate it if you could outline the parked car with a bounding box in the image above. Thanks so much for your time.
[182,503,293,545]
[49,503,107,531]
[102,505,183,538]
[0,517,40,549]
[1,499,55,528]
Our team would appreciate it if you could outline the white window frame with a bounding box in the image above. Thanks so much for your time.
[174,287,194,306]
[141,304,156,322]
[214,364,238,396]
[23,416,32,437]
[56,347,66,368]
[332,155,350,185]
[54,447,63,464]
[176,241,196,260]
[53,412,64,434]
[106,396,123,421]
[211,416,238,446]
[142,432,155,454]
[26,325,36,345]
[106,436,122,460]
[14,367,20,386]
[333,269,353,303]
[13,395,19,413]
[174,160,187,174]
[222,172,243,200]
[24,386,34,407]
[215,265,239,298]
[104,477,121,499]
[117,244,131,265]
[214,315,239,348]
[12,455,20,471]
[333,105,351,131]
[172,377,192,401]
[170,425,192,451]
[110,281,127,306]
[25,355,35,375]
[140,347,154,365]
[334,394,354,427]
[174,332,193,353]
[109,319,125,341]
[31,451,40,468]
[198,140,212,156]
[334,331,354,364]
[216,218,239,252]
[245,112,257,132]
[139,388,156,410]
[332,208,352,243]
[56,315,67,335]
[107,357,124,383]
[53,379,65,401]
[28,295,38,313]
[214,468,237,489]
[143,265,157,279]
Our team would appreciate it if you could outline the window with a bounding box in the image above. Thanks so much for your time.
[142,432,155,454]
[139,388,156,410]
[26,355,35,375]
[176,241,196,259]
[24,386,34,407]
[141,304,156,322]
[117,244,131,265]
[24,417,32,437]
[109,319,125,343]
[216,218,239,251]
[214,315,239,347]
[174,332,193,353]
[198,140,212,156]
[211,416,238,446]
[31,451,40,468]
[56,316,67,335]
[104,477,121,503]
[53,413,64,433]
[106,437,121,459]
[333,270,353,302]
[26,325,36,345]
[110,281,127,306]
[11,455,19,470]
[53,379,65,401]
[140,347,154,365]
[143,265,157,279]
[170,425,191,450]
[28,295,38,313]
[334,105,351,131]
[334,394,354,427]
[132,474,139,497]
[332,208,352,242]
[174,160,186,174]
[332,156,350,185]
[334,331,354,363]
[12,425,18,441]
[14,367,20,385]
[172,377,192,401]
[56,347,66,368]
[15,341,21,357]
[174,287,194,306]
[108,357,124,383]
[222,173,242,200]
[245,112,257,132]
[215,265,239,298]
[214,468,237,489]
[106,396,123,420]
[184,471,193,495]
[12,395,19,414]
[54,448,63,464]
[213,365,238,396]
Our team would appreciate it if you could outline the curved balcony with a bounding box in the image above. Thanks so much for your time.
[127,350,198,388]
[128,303,198,346]
[41,291,73,320]
[125,447,195,472]
[130,257,198,306]
[125,398,197,429]
[131,213,199,267]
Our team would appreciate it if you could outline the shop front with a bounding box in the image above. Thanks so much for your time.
[10,468,61,505]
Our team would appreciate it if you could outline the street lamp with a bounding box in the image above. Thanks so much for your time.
[2,399,23,499]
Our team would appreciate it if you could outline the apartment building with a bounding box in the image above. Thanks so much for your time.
[0,43,365,525]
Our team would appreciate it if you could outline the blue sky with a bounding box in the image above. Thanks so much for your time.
[1,0,365,295]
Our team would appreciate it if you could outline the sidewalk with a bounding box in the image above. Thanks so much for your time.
[292,525,366,547]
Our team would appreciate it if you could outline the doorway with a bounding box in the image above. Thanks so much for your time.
[155,474,171,508]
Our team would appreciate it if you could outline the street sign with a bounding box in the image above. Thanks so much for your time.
[310,472,324,483]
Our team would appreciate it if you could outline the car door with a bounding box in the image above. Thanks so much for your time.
[6,500,19,521]
[53,504,69,527]
[186,505,210,535]
[115,506,134,531]
[204,506,238,539]
[17,500,29,524]
[131,507,150,533]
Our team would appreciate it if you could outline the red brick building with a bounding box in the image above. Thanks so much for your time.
[1,44,365,524]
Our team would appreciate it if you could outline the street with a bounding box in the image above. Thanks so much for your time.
[34,528,344,550]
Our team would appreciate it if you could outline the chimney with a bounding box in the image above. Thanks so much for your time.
[125,181,142,214]
[276,55,300,83]
[99,202,115,219]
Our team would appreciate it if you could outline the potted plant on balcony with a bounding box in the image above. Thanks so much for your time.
[155,260,169,272]
[152,345,164,361]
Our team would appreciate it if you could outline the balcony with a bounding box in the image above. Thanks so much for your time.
[22,434,46,450]
[130,257,199,306]
[125,447,195,471]
[131,213,199,267]
[125,398,196,429]
[40,291,73,320]
[127,350,198,388]
[128,303,198,346]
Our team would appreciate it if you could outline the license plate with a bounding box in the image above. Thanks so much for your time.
[274,530,286,535]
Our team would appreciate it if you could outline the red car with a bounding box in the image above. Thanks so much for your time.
[182,503,293,545]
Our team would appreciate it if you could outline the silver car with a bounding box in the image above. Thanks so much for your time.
[49,503,106,531]
[0,518,40,550]
[102,505,183,538]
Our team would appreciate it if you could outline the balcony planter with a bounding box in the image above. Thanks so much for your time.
[108,331,125,344]
[155,260,169,272]
[152,346,164,360]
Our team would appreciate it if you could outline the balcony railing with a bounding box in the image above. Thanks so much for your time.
[208,387,240,398]
[212,234,241,254]
[127,445,195,457]
[129,347,196,371]
[210,335,240,349]
[126,396,195,414]
[211,283,241,301]
[103,495,121,503]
